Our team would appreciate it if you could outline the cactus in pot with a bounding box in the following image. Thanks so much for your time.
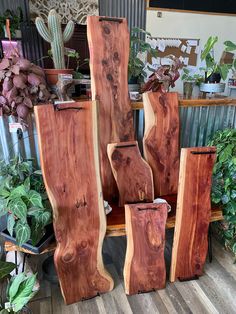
[35,9,74,69]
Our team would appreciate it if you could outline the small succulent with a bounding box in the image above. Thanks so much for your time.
[0,56,53,126]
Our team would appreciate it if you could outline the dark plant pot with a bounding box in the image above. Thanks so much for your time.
[44,69,73,86]
[0,223,55,254]
[128,76,139,84]
[205,72,221,83]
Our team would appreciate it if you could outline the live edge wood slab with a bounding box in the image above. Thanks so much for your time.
[34,101,113,304]
[170,147,216,282]
[107,141,154,207]
[87,16,134,202]
[143,92,179,197]
[124,203,168,295]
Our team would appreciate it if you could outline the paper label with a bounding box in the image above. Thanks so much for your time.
[9,123,23,133]
[181,45,187,53]
[186,46,192,54]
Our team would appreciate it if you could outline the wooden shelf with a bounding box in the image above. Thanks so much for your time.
[131,97,236,110]
[106,195,223,237]
[5,195,223,253]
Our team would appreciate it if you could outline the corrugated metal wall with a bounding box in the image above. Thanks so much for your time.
[0,0,30,21]
[99,0,146,30]
[1,105,236,165]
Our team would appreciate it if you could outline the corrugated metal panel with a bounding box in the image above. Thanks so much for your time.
[0,115,40,167]
[136,105,236,151]
[99,0,146,30]
[0,0,30,21]
[1,105,236,165]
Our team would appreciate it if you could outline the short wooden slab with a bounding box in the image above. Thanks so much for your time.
[124,203,168,295]
[143,92,180,197]
[170,147,216,282]
[87,16,134,202]
[34,101,113,304]
[107,141,154,207]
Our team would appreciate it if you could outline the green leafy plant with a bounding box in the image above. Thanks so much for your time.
[181,68,204,86]
[0,8,23,38]
[0,261,16,280]
[208,128,236,257]
[0,156,52,247]
[201,36,236,81]
[0,272,37,313]
[128,27,158,82]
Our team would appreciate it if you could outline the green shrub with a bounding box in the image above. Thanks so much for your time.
[208,128,236,256]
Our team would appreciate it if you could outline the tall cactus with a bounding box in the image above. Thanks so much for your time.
[35,9,74,69]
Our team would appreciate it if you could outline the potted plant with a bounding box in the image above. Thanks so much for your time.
[0,156,53,252]
[0,56,53,126]
[128,27,158,91]
[35,9,75,85]
[200,36,235,93]
[208,128,236,258]
[181,67,204,98]
[0,8,23,38]
[0,260,38,313]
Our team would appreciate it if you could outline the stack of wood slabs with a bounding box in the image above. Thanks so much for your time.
[170,147,216,282]
[124,203,168,294]
[87,16,134,202]
[107,141,154,206]
[143,92,180,197]
[34,101,114,304]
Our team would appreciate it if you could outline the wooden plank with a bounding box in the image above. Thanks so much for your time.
[170,147,216,282]
[131,97,236,109]
[87,16,134,202]
[107,141,154,207]
[143,92,180,196]
[124,203,168,295]
[34,101,113,304]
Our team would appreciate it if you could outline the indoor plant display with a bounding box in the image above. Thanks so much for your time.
[0,8,23,38]
[200,36,235,93]
[0,156,52,248]
[128,27,158,91]
[209,128,236,258]
[0,56,53,126]
[35,9,75,85]
[181,67,204,98]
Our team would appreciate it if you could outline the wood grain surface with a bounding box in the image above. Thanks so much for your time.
[170,146,216,282]
[87,16,134,202]
[107,141,154,207]
[34,101,113,304]
[143,92,180,197]
[124,203,168,295]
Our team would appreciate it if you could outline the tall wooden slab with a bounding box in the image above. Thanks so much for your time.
[170,147,216,282]
[107,141,154,207]
[143,92,180,197]
[87,16,134,202]
[34,101,114,304]
[124,203,168,295]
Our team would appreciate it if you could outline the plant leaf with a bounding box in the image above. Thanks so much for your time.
[7,213,15,236]
[0,260,16,279]
[24,177,30,193]
[28,190,43,208]
[224,40,236,52]
[8,272,26,302]
[201,36,218,61]
[15,221,31,246]
[0,199,9,217]
[11,274,37,312]
[10,185,27,199]
[9,198,27,221]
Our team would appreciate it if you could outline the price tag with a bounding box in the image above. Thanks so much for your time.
[9,123,23,133]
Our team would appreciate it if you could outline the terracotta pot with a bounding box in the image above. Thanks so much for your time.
[44,69,73,86]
